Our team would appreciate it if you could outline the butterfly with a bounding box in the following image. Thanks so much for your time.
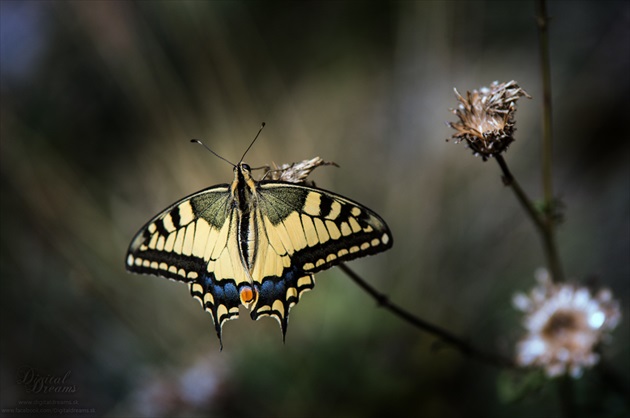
[125,129,392,348]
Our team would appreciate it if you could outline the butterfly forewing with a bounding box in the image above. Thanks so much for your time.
[257,183,392,273]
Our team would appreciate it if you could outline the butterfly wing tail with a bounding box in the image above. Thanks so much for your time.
[189,274,241,350]
[250,272,315,340]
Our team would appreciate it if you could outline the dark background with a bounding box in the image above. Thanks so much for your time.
[1,1,628,417]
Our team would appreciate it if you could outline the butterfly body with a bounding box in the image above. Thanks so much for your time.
[126,162,392,347]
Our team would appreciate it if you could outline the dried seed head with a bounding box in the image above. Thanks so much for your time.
[262,157,338,185]
[447,80,531,160]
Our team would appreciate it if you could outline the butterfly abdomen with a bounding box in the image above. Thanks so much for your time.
[238,211,259,270]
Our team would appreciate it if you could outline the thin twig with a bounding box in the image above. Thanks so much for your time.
[557,375,576,418]
[537,1,573,416]
[495,155,543,230]
[597,361,630,408]
[338,263,515,369]
[495,154,563,283]
[536,0,554,210]
[536,0,564,283]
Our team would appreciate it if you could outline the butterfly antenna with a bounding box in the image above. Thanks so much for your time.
[190,139,235,167]
[239,122,266,164]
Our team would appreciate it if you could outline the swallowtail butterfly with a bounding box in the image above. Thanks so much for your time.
[126,129,392,347]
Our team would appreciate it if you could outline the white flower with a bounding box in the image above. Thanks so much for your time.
[513,269,621,378]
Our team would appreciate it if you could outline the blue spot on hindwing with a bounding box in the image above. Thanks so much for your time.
[223,282,238,300]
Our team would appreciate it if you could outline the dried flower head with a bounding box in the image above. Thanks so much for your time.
[513,269,621,378]
[262,157,338,185]
[448,80,531,160]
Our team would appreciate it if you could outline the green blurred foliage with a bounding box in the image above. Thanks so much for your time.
[1,1,628,417]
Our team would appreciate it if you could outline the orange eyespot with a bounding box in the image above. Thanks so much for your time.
[239,286,256,305]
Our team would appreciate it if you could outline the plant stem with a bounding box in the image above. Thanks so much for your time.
[536,1,573,416]
[536,0,554,209]
[558,375,576,418]
[598,361,630,408]
[536,0,564,283]
[495,154,563,283]
[495,155,543,230]
[339,263,515,369]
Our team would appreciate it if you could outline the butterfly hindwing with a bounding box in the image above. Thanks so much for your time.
[248,182,392,335]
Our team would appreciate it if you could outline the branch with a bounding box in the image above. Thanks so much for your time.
[495,154,564,284]
[535,0,564,283]
[536,0,555,211]
[339,263,515,369]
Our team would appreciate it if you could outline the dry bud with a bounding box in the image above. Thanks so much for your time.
[448,80,531,160]
[262,157,338,185]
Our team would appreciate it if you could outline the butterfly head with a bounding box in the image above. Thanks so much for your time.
[237,162,251,173]
[231,162,258,209]
[233,162,254,184]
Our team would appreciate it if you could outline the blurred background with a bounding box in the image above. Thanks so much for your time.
[1,1,628,417]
